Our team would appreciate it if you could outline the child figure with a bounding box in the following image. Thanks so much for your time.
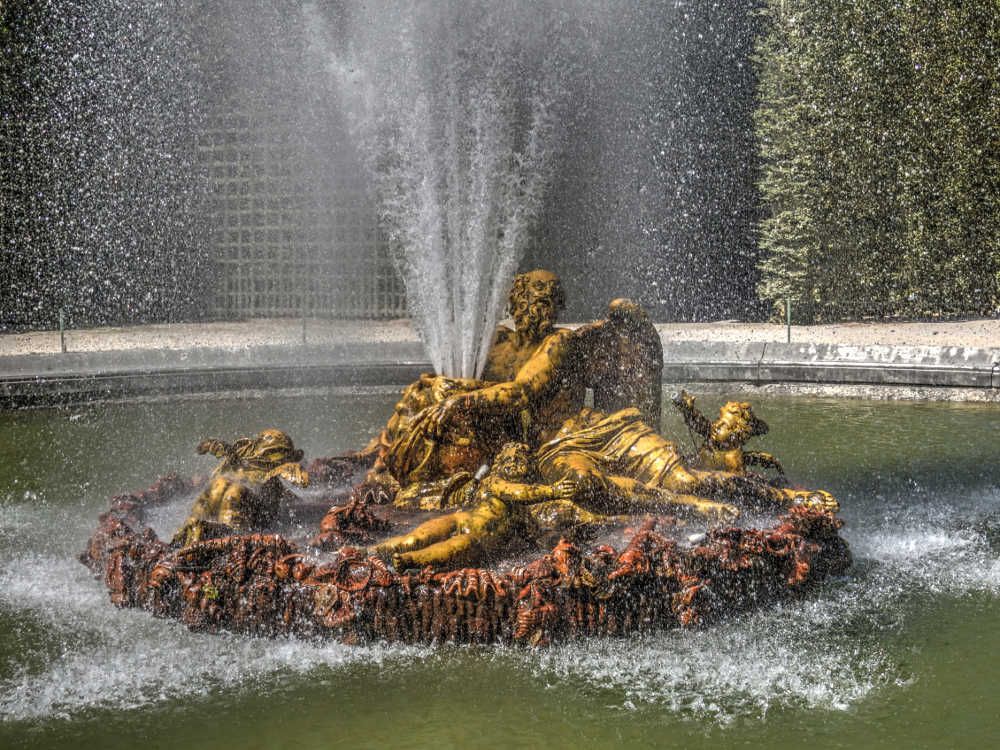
[172,429,309,546]
[373,442,607,570]
[671,391,785,477]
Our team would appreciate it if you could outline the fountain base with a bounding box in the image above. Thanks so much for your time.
[81,474,850,645]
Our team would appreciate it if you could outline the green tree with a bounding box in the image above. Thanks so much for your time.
[754,0,828,321]
[755,0,999,321]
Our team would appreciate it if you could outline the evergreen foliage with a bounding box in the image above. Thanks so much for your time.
[755,0,999,321]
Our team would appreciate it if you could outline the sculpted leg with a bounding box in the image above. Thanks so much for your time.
[604,475,740,522]
[216,482,248,528]
[172,477,234,546]
[529,499,616,527]
[393,531,481,570]
[537,417,835,514]
[527,499,626,546]
[673,467,838,512]
[372,513,465,559]
[538,449,739,521]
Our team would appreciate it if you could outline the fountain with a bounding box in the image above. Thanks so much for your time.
[12,3,999,746]
[67,1,849,647]
[308,1,576,377]
[81,270,850,644]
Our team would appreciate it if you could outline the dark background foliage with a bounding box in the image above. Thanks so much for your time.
[754,0,999,322]
[1,0,995,329]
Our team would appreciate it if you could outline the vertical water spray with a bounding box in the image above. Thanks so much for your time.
[308,1,571,377]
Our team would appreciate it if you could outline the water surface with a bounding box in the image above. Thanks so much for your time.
[1,390,997,748]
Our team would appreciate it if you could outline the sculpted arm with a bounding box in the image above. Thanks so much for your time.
[486,477,576,504]
[744,451,785,475]
[422,330,574,437]
[672,391,713,439]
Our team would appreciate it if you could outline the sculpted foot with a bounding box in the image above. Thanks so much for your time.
[709,502,741,524]
[783,488,839,513]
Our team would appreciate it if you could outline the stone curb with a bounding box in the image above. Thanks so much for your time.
[660,340,1000,390]
[0,342,428,408]
[1,338,997,408]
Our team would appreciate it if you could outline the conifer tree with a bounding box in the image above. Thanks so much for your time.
[754,0,825,321]
[755,0,999,321]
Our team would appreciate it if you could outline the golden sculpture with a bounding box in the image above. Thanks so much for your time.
[172,429,309,546]
[86,272,851,645]
[373,442,616,569]
[672,390,785,476]
[364,270,837,539]
[164,270,836,569]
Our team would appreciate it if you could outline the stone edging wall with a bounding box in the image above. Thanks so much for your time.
[1,339,997,408]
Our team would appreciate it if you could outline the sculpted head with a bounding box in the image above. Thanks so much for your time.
[198,428,307,485]
[711,402,769,449]
[493,442,534,481]
[508,269,565,339]
[231,429,304,470]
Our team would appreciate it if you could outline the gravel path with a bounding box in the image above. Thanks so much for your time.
[1,317,997,357]
[0,319,417,356]
[658,318,1000,348]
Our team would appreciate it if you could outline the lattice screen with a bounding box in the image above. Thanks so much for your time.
[198,106,406,319]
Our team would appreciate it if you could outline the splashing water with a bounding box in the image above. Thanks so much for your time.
[307,2,575,377]
[3,477,998,724]
[2,395,999,730]
[532,496,1000,722]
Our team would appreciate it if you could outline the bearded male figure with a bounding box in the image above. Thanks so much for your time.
[360,270,589,483]
[364,271,655,483]
[367,269,836,516]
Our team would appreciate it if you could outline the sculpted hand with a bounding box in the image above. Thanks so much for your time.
[671,390,695,412]
[551,479,578,501]
[417,396,462,440]
[196,438,230,459]
[712,502,740,523]
[270,462,309,488]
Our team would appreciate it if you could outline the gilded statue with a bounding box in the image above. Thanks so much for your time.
[368,269,837,523]
[672,390,786,477]
[373,442,619,569]
[172,429,309,546]
[82,274,852,645]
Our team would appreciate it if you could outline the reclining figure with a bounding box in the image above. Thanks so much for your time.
[365,270,836,517]
[373,442,623,569]
[382,436,742,569]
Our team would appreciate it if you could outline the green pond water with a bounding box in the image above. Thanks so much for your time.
[1,389,997,749]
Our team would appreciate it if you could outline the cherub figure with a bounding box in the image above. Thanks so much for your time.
[671,390,785,478]
[375,440,741,570]
[373,442,600,570]
[172,429,309,546]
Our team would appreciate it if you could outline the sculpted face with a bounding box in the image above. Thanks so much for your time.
[710,403,769,448]
[494,442,533,481]
[239,429,304,469]
[509,270,565,340]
